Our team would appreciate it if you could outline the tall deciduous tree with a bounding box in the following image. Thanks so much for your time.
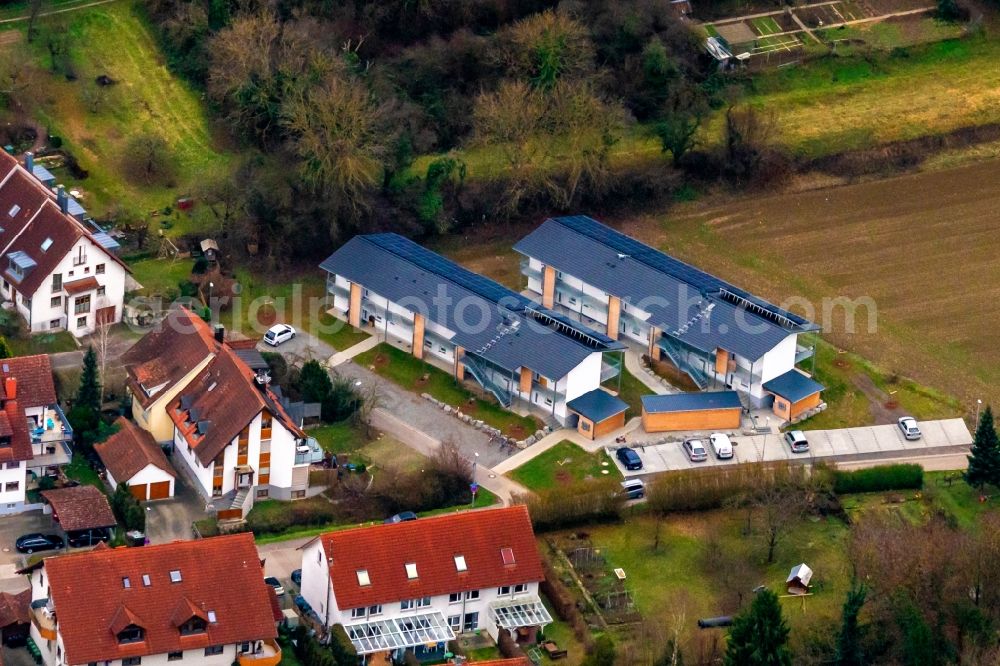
[724,589,792,666]
[965,405,1000,491]
[656,82,708,167]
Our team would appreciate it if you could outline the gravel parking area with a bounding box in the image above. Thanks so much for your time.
[613,418,972,477]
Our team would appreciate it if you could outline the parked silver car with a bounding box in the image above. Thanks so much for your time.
[683,438,708,462]
[897,416,922,441]
[783,430,810,453]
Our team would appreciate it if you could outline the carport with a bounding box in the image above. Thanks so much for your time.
[42,486,117,545]
[566,389,628,440]
[762,370,824,422]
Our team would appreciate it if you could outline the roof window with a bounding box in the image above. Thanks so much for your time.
[501,547,515,565]
[142,574,151,587]
[454,555,467,572]
[40,238,52,252]
[169,570,182,583]
[356,569,371,586]
[405,562,418,580]
[207,610,217,623]
[7,205,19,218]
[122,577,131,589]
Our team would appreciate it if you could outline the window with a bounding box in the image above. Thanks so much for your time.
[167,652,183,661]
[463,612,479,633]
[122,576,131,589]
[169,570,182,583]
[449,593,462,604]
[76,316,86,329]
[454,555,467,572]
[207,610,217,623]
[465,590,479,601]
[204,646,224,656]
[179,617,207,636]
[96,263,105,274]
[123,658,142,666]
[351,607,366,619]
[368,604,382,616]
[448,615,461,630]
[74,294,91,314]
[405,562,418,579]
[417,596,431,608]
[51,274,61,291]
[291,489,306,499]
[84,266,90,274]
[256,489,269,499]
[117,625,144,644]
[400,599,414,611]
[97,286,105,296]
[73,246,86,266]
[501,547,516,565]
[142,574,151,587]
[580,420,591,432]
[7,205,19,217]
[514,583,527,593]
[49,319,60,329]
[356,570,370,586]
[498,586,510,596]
[50,296,60,307]
[4,481,17,492]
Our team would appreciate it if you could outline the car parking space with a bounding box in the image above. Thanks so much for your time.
[610,418,973,477]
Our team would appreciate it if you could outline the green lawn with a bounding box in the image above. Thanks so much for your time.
[21,1,235,226]
[7,330,77,356]
[603,365,649,420]
[508,440,613,491]
[128,257,194,298]
[64,456,104,490]
[354,343,541,438]
[313,311,370,352]
[307,420,368,455]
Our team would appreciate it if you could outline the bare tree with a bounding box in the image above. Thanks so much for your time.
[27,0,46,43]
[93,297,115,404]
[493,9,594,89]
[723,104,777,185]
[655,82,709,167]
[352,379,384,438]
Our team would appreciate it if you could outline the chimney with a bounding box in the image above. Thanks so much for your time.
[56,185,68,214]
[4,377,16,401]
[254,369,271,393]
[24,152,33,174]
[213,324,225,344]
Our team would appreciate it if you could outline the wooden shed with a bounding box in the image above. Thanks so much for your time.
[763,370,824,421]
[641,391,743,433]
[566,388,628,440]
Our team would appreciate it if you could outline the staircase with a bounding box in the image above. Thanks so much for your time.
[657,336,711,389]
[231,487,254,520]
[462,354,512,407]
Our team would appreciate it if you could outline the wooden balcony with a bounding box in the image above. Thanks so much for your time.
[238,639,281,666]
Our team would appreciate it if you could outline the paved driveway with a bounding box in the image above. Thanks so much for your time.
[257,331,335,367]
[145,470,209,544]
[614,418,973,477]
[0,511,53,594]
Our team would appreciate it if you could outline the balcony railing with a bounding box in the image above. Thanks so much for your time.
[238,639,282,666]
[30,601,56,641]
[294,437,324,465]
[795,344,815,365]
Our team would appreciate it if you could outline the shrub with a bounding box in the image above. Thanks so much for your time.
[833,464,924,494]
[521,478,625,532]
[540,555,593,649]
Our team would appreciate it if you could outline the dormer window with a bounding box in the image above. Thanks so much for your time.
[117,625,144,644]
[179,616,207,636]
[405,562,418,580]
[454,555,467,572]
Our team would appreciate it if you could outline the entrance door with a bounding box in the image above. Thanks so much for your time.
[463,612,479,633]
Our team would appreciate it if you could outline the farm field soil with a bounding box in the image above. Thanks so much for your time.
[444,158,1000,418]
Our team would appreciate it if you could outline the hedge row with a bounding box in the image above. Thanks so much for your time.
[833,464,924,494]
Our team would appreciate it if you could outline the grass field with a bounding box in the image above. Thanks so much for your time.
[604,366,649,421]
[354,343,541,438]
[128,256,194,297]
[508,440,613,491]
[17,0,234,230]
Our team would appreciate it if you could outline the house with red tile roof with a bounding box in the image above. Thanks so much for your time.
[26,533,281,666]
[0,354,73,514]
[0,152,129,337]
[299,506,551,663]
[95,417,176,501]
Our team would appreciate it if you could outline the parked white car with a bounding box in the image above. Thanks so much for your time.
[897,416,922,441]
[709,433,734,460]
[264,324,296,347]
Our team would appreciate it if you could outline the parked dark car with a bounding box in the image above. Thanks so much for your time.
[67,527,111,548]
[264,576,285,596]
[621,479,646,500]
[15,533,64,554]
[291,569,302,586]
[616,447,642,471]
[384,511,418,524]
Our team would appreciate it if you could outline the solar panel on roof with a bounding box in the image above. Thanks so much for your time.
[553,216,812,328]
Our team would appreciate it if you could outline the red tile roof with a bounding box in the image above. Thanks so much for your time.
[0,152,130,297]
[41,485,116,532]
[122,307,219,409]
[0,397,32,464]
[0,589,29,628]
[62,275,100,295]
[319,506,544,609]
[44,533,278,664]
[0,354,56,407]
[168,342,302,466]
[95,417,175,485]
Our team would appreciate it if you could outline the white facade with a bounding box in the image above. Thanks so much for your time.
[3,236,127,337]
[300,540,541,635]
[105,463,175,500]
[173,410,309,502]
[0,460,26,512]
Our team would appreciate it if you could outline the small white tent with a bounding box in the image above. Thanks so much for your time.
[786,563,813,595]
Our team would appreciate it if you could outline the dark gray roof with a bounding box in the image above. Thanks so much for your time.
[514,216,816,361]
[641,391,742,413]
[762,369,823,403]
[232,348,268,371]
[320,234,623,379]
[566,389,628,423]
